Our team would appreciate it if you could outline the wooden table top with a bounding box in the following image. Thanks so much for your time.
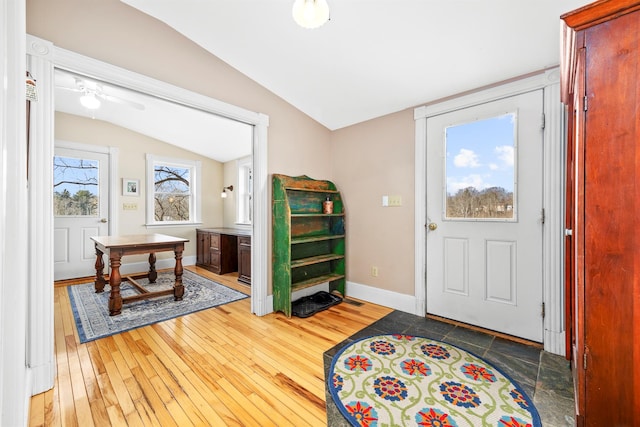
[90,234,189,249]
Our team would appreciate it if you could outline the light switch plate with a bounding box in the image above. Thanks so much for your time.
[388,195,402,207]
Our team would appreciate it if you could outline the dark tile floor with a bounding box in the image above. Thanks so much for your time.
[323,310,576,427]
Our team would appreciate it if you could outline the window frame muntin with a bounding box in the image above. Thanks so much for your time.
[145,153,201,226]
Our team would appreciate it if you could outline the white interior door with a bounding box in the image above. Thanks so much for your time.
[426,90,544,342]
[54,146,109,280]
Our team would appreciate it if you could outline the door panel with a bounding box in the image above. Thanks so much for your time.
[443,237,468,295]
[54,147,109,280]
[485,240,515,304]
[426,90,544,342]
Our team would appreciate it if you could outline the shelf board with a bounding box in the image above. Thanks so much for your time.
[291,254,345,268]
[291,234,345,244]
[292,273,345,291]
[291,213,344,217]
[285,187,339,194]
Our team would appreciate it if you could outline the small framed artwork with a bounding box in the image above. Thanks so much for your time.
[123,178,139,196]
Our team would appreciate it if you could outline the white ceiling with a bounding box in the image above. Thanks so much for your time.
[122,0,591,131]
[54,69,253,163]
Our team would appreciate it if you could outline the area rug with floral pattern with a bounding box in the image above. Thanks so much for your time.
[68,270,248,343]
[328,334,541,427]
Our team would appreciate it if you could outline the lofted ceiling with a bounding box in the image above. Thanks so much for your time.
[54,69,253,163]
[121,0,591,131]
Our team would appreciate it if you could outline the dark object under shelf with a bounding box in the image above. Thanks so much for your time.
[291,291,342,318]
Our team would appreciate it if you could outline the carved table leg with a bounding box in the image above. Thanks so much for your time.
[148,252,157,283]
[108,251,123,316]
[94,246,105,293]
[173,245,184,301]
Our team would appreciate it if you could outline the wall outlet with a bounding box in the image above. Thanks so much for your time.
[123,202,137,211]
[371,266,379,277]
[382,195,389,207]
[388,195,402,207]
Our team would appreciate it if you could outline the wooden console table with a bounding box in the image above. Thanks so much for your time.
[196,228,251,285]
[91,234,189,316]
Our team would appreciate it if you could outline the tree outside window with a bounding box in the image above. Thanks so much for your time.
[445,113,517,221]
[154,165,190,221]
[53,156,99,216]
[146,154,201,225]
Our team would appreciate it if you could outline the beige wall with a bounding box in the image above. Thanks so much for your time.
[26,0,333,180]
[28,0,334,293]
[29,0,420,298]
[330,110,416,296]
[221,158,250,229]
[56,111,224,261]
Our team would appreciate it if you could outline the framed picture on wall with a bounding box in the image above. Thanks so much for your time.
[123,178,139,196]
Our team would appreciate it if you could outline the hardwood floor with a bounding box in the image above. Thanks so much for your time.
[29,266,392,426]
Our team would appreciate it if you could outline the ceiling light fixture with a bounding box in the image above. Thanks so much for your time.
[292,0,330,29]
[221,185,234,198]
[79,92,101,110]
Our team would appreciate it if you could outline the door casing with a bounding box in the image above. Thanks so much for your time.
[424,90,544,342]
[414,69,567,354]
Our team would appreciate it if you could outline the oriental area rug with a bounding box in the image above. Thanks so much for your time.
[68,270,248,343]
[328,334,541,427]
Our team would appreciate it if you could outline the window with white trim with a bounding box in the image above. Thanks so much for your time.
[146,154,201,225]
[236,156,252,225]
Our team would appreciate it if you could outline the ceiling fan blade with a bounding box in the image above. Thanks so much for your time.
[100,93,146,110]
[56,86,83,93]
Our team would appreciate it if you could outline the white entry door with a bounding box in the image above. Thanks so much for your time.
[426,90,544,342]
[54,146,109,280]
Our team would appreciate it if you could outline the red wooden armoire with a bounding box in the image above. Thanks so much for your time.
[561,1,640,426]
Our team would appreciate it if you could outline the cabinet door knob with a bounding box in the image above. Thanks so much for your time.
[100,218,108,223]
[428,223,438,231]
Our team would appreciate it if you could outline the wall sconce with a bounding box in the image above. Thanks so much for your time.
[221,185,234,198]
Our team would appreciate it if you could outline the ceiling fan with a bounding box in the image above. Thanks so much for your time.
[56,77,146,111]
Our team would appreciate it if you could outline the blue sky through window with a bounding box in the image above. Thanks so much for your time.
[53,156,99,196]
[445,113,515,195]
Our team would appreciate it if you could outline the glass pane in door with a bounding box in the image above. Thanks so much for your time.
[445,113,517,220]
[53,156,100,216]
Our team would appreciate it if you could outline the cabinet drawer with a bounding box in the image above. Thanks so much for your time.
[209,233,220,250]
[239,236,251,247]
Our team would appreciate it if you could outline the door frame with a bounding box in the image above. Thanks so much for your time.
[54,140,118,278]
[414,69,567,355]
[26,35,270,395]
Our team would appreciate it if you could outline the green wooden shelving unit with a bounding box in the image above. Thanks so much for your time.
[272,174,346,317]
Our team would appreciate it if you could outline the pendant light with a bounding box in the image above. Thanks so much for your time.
[292,0,330,29]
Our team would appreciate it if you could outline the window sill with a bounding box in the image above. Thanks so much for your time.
[145,222,203,229]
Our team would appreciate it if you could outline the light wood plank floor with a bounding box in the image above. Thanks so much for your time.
[29,266,392,426]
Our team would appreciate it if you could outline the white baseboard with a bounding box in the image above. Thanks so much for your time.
[25,368,33,426]
[346,281,419,315]
[544,329,566,357]
[30,361,55,395]
[263,294,274,315]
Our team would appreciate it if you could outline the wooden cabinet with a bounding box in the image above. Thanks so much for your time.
[196,228,245,281]
[561,2,640,425]
[272,174,345,317]
[237,236,251,285]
